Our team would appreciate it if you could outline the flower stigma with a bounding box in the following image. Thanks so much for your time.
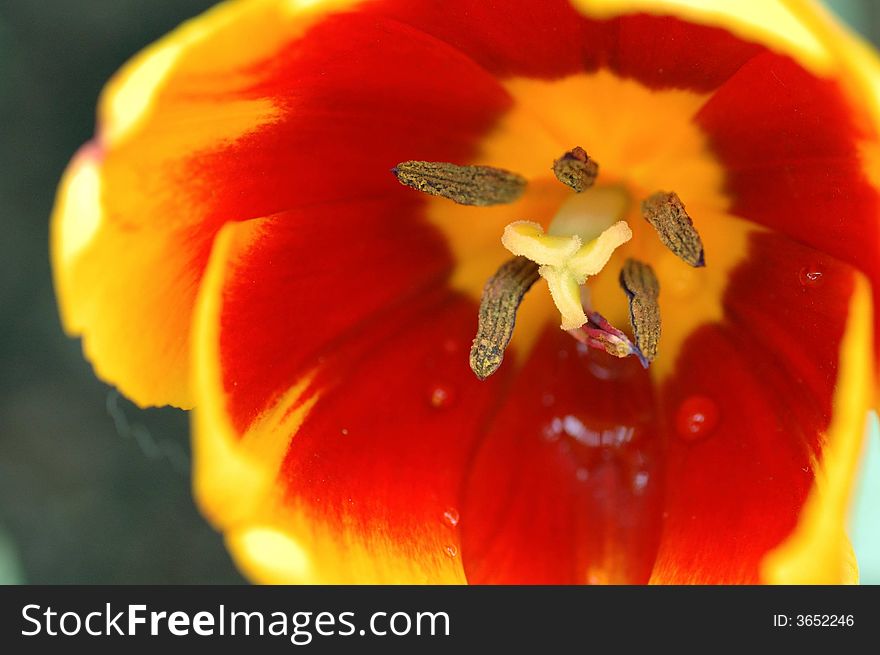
[501,215,632,331]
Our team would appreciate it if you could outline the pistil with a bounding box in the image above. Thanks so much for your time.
[501,219,632,330]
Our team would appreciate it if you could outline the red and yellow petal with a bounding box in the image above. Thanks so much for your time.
[651,235,874,583]
[763,278,873,583]
[695,51,880,312]
[461,332,662,584]
[54,0,880,584]
[51,0,367,408]
[193,218,515,583]
[573,0,836,71]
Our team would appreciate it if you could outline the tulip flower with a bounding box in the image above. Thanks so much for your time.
[51,0,879,584]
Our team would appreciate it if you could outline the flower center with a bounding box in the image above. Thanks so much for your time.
[393,147,706,380]
[501,186,633,331]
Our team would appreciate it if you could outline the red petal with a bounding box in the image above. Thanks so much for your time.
[192,11,511,220]
[651,233,862,583]
[695,52,880,360]
[461,329,662,584]
[273,294,506,582]
[216,202,452,433]
[194,216,512,582]
[373,2,762,89]
[696,53,879,269]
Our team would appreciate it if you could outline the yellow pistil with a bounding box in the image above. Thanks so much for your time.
[501,219,632,330]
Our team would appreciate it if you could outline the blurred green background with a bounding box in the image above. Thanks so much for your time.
[0,0,877,584]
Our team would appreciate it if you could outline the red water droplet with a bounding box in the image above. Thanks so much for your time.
[428,384,456,409]
[444,544,458,558]
[442,507,460,528]
[675,396,719,441]
[798,265,823,287]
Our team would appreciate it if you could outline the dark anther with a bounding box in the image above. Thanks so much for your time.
[552,146,599,193]
[470,256,540,379]
[392,161,526,206]
[641,191,705,267]
[619,258,661,362]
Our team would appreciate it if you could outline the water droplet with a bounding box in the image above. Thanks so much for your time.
[632,470,650,494]
[428,384,456,409]
[542,417,563,442]
[576,467,589,482]
[340,428,349,436]
[442,507,460,528]
[587,359,615,379]
[444,544,458,558]
[798,265,823,287]
[675,395,719,441]
[442,338,459,354]
[585,350,630,380]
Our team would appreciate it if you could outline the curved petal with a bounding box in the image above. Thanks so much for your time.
[205,198,454,432]
[52,0,509,407]
[695,51,880,306]
[571,0,836,75]
[51,0,366,407]
[192,218,513,583]
[460,329,662,584]
[375,1,763,90]
[762,277,873,583]
[650,233,874,583]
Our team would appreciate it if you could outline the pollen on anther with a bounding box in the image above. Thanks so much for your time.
[642,191,705,267]
[552,146,599,193]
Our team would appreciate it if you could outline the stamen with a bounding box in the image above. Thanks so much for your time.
[392,161,526,206]
[619,258,661,362]
[641,191,705,267]
[470,256,540,380]
[552,146,599,193]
